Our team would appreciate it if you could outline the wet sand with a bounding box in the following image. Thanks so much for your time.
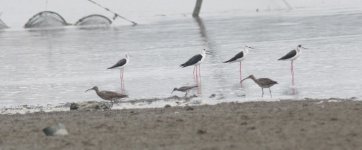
[1,99,362,150]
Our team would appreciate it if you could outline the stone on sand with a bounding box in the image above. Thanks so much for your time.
[43,123,68,136]
[70,101,113,111]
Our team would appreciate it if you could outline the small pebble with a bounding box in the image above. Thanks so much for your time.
[185,106,194,111]
[43,123,68,136]
[197,129,207,134]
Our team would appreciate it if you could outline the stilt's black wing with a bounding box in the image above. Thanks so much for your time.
[108,58,127,69]
[278,50,296,60]
[180,54,202,67]
[224,51,243,63]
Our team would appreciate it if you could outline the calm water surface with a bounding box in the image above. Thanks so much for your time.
[1,10,362,106]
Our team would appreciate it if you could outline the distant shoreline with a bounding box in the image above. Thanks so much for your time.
[1,99,362,149]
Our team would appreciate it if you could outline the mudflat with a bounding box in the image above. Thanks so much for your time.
[1,99,362,150]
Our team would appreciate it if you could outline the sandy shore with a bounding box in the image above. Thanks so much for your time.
[1,99,362,150]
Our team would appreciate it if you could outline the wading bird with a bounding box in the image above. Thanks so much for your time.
[85,86,128,101]
[241,75,278,98]
[278,45,307,86]
[171,85,198,97]
[180,49,208,83]
[224,45,254,81]
[108,54,129,93]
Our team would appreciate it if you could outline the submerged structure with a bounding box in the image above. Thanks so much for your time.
[24,11,69,28]
[75,14,112,26]
[0,19,8,29]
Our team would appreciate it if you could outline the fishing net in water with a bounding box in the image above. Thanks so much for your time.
[75,14,112,26]
[24,11,68,28]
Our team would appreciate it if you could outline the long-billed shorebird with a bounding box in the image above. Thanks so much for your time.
[171,85,198,97]
[241,75,278,98]
[224,45,254,81]
[278,45,307,86]
[86,86,128,101]
[108,54,129,93]
[180,49,209,83]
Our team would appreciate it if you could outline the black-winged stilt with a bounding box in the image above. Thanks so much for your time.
[85,86,128,101]
[180,49,208,84]
[278,45,307,86]
[224,45,254,81]
[171,85,198,97]
[241,75,278,98]
[108,54,129,93]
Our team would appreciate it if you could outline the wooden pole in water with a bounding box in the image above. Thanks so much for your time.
[192,0,203,17]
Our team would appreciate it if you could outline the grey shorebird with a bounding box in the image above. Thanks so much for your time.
[171,85,198,97]
[241,75,278,98]
[278,45,307,86]
[224,45,254,81]
[86,86,128,101]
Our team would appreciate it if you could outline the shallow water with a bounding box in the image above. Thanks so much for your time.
[1,9,362,107]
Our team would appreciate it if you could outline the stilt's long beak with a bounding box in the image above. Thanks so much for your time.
[205,51,212,55]
[85,88,92,93]
[301,46,308,49]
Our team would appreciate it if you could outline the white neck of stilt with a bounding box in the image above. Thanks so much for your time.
[244,47,249,55]
[296,46,301,53]
[201,49,206,57]
[125,55,130,65]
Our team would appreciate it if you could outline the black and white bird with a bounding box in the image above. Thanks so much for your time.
[85,86,128,101]
[108,54,129,93]
[278,45,307,86]
[241,75,278,98]
[180,49,208,83]
[171,85,198,97]
[224,45,254,81]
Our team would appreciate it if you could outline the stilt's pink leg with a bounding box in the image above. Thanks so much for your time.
[193,66,195,77]
[193,66,197,83]
[122,68,125,92]
[291,60,296,95]
[120,69,123,93]
[198,65,201,83]
[240,62,242,82]
[197,65,199,84]
[291,60,295,86]
[198,65,202,95]
[193,66,197,82]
